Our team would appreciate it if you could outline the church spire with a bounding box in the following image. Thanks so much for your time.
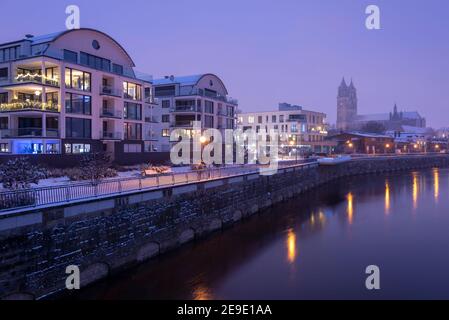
[340,77,348,88]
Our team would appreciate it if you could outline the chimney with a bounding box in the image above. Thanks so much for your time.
[25,34,34,39]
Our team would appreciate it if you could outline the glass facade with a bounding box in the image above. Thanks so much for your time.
[65,68,91,92]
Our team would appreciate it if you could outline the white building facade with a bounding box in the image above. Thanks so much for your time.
[0,28,160,163]
[153,74,238,151]
[237,103,333,154]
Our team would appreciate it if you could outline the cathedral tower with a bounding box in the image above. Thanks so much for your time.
[337,78,358,130]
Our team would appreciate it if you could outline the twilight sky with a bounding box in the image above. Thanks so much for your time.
[1,0,448,127]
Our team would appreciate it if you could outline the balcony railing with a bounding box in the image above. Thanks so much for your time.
[123,92,141,101]
[0,74,60,87]
[0,128,59,138]
[145,117,159,123]
[101,131,122,140]
[170,121,195,128]
[0,101,60,113]
[170,105,201,113]
[101,108,123,119]
[144,96,158,104]
[100,85,122,97]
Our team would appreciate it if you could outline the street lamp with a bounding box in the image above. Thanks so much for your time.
[290,140,298,163]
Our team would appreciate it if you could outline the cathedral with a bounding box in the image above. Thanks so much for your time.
[336,78,426,131]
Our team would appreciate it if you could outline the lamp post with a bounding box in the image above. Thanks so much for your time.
[289,140,298,164]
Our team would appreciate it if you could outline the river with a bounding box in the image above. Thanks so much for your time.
[74,168,449,300]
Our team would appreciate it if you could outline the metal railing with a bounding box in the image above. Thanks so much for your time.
[0,161,318,213]
[0,128,59,138]
[0,101,60,113]
[101,108,123,119]
[100,85,122,97]
[101,131,122,140]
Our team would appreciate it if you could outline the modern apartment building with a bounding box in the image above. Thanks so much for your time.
[153,74,238,151]
[0,28,160,164]
[237,103,334,154]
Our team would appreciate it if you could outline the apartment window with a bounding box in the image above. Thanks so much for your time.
[0,143,9,153]
[272,115,277,123]
[65,117,92,139]
[162,129,170,137]
[258,116,263,124]
[291,123,298,133]
[124,122,142,140]
[0,67,8,78]
[80,52,111,72]
[46,142,60,154]
[65,68,91,92]
[205,101,214,114]
[248,116,255,124]
[155,85,175,97]
[226,106,234,117]
[162,100,170,108]
[204,115,214,128]
[46,92,59,108]
[280,115,285,123]
[123,82,142,100]
[124,102,142,120]
[124,144,142,153]
[0,117,7,129]
[226,119,234,129]
[162,115,170,123]
[65,93,91,115]
[112,63,124,75]
[65,143,91,154]
[0,46,18,62]
[0,93,7,104]
[63,50,78,63]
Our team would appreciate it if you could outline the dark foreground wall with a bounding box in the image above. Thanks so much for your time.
[1,155,449,300]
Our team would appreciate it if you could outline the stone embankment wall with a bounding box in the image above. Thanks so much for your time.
[1,155,449,299]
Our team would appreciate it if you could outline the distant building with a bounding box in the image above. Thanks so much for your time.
[336,78,357,131]
[336,79,426,131]
[329,132,395,154]
[237,103,335,154]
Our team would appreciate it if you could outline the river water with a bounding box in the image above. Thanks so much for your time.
[75,168,449,300]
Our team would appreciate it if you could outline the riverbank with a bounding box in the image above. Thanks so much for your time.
[1,155,449,300]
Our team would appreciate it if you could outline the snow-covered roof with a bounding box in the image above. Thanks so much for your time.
[134,70,153,83]
[27,31,65,45]
[400,125,428,134]
[153,75,204,86]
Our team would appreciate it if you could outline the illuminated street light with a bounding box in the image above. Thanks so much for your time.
[199,136,207,144]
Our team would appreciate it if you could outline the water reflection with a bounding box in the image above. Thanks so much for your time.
[385,181,390,215]
[286,229,297,264]
[434,168,439,201]
[347,193,354,224]
[413,172,419,209]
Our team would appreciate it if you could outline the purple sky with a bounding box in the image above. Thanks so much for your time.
[1,0,448,127]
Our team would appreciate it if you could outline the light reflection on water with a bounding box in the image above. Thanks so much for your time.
[74,168,449,300]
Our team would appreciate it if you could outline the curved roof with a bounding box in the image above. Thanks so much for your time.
[153,73,229,94]
[29,28,135,67]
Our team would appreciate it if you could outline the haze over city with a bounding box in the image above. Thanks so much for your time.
[1,0,448,127]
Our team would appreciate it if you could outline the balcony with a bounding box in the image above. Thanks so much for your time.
[0,73,60,87]
[101,131,122,140]
[100,85,122,97]
[170,121,195,128]
[170,105,201,113]
[0,100,60,113]
[100,108,122,119]
[0,128,59,138]
[144,96,158,105]
[123,92,141,101]
[145,117,159,123]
